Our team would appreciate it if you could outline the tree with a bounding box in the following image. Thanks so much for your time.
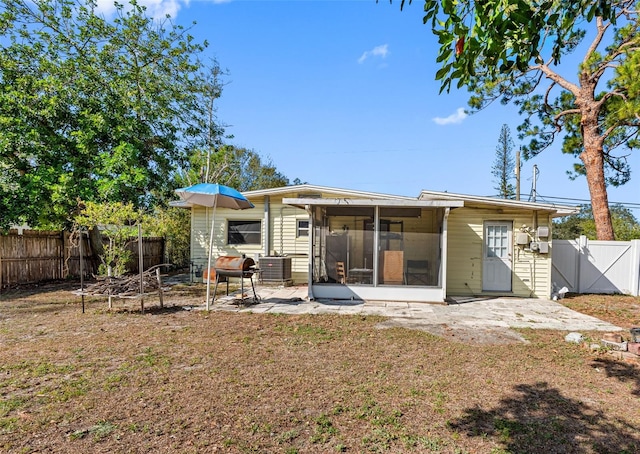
[74,201,144,276]
[395,0,639,240]
[179,145,290,191]
[0,0,220,230]
[553,204,640,240]
[491,124,516,199]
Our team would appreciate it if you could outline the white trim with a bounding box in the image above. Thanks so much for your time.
[419,190,578,216]
[243,184,417,200]
[441,207,450,301]
[311,284,445,303]
[283,198,463,208]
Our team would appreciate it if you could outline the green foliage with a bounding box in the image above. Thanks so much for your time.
[75,201,144,276]
[491,124,516,199]
[145,206,191,269]
[393,0,639,239]
[0,0,221,230]
[553,204,640,240]
[395,0,617,92]
[179,144,290,191]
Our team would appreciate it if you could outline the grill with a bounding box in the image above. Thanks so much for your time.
[212,256,258,304]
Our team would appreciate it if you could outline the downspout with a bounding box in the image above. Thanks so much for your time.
[306,205,314,300]
[441,208,451,302]
[263,196,270,257]
[279,206,286,255]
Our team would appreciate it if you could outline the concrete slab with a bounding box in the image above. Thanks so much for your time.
[199,284,623,344]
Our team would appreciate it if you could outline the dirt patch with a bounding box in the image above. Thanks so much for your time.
[1,281,639,453]
[376,320,529,344]
[560,293,640,329]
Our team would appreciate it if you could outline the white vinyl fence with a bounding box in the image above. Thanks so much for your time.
[552,236,640,296]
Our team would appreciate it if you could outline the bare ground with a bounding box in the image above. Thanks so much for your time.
[0,281,639,453]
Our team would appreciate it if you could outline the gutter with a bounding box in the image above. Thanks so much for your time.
[263,195,270,257]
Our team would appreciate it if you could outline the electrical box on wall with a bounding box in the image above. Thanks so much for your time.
[537,226,550,238]
[516,232,530,245]
[529,241,549,253]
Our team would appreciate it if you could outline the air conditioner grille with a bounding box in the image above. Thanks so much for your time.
[259,257,292,281]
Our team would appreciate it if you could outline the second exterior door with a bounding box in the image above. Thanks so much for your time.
[482,221,513,292]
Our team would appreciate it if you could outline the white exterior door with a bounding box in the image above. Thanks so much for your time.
[483,222,512,292]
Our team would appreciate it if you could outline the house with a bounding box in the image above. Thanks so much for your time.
[180,184,578,303]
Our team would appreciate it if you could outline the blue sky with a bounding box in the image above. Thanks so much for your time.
[103,0,639,213]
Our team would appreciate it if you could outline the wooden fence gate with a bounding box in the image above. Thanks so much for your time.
[552,236,640,296]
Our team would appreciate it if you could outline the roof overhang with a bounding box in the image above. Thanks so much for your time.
[282,197,464,209]
[419,190,579,217]
[243,184,416,200]
[168,200,193,209]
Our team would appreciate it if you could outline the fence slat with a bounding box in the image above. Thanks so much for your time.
[0,230,165,287]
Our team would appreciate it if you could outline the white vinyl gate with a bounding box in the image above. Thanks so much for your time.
[552,236,640,296]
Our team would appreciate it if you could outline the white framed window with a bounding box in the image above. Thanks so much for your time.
[297,219,309,238]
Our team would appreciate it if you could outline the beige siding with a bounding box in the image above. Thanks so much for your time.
[191,204,266,270]
[446,208,552,298]
[191,189,331,283]
[271,205,310,282]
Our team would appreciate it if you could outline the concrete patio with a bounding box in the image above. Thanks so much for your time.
[206,284,622,334]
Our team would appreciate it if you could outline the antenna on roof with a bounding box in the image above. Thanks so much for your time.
[515,149,521,201]
[531,165,539,202]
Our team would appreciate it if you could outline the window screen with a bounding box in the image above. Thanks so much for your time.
[228,220,261,245]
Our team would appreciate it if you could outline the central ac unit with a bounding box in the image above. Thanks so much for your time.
[259,257,292,282]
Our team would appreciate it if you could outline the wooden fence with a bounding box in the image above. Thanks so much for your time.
[0,229,165,288]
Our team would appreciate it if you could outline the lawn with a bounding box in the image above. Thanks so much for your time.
[0,282,639,453]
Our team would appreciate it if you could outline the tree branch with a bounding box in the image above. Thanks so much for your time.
[535,63,580,96]
[582,17,609,69]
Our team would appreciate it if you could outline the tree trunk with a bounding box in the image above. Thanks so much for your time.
[580,116,615,240]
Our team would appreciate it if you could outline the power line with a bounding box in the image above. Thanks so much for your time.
[534,193,640,210]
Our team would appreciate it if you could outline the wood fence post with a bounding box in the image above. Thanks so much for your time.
[156,267,164,309]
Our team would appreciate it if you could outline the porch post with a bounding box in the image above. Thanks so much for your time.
[372,206,380,286]
[441,208,450,302]
[306,205,314,300]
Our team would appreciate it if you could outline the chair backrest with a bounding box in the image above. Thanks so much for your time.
[336,261,346,284]
[405,259,429,285]
[407,260,429,271]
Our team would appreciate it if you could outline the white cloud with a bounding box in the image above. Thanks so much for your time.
[358,44,389,64]
[432,107,468,125]
[95,0,118,16]
[95,0,196,19]
[141,0,182,19]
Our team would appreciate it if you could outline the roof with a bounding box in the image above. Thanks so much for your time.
[241,184,417,201]
[170,184,579,217]
[419,190,579,217]
[168,184,415,209]
[282,197,463,209]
